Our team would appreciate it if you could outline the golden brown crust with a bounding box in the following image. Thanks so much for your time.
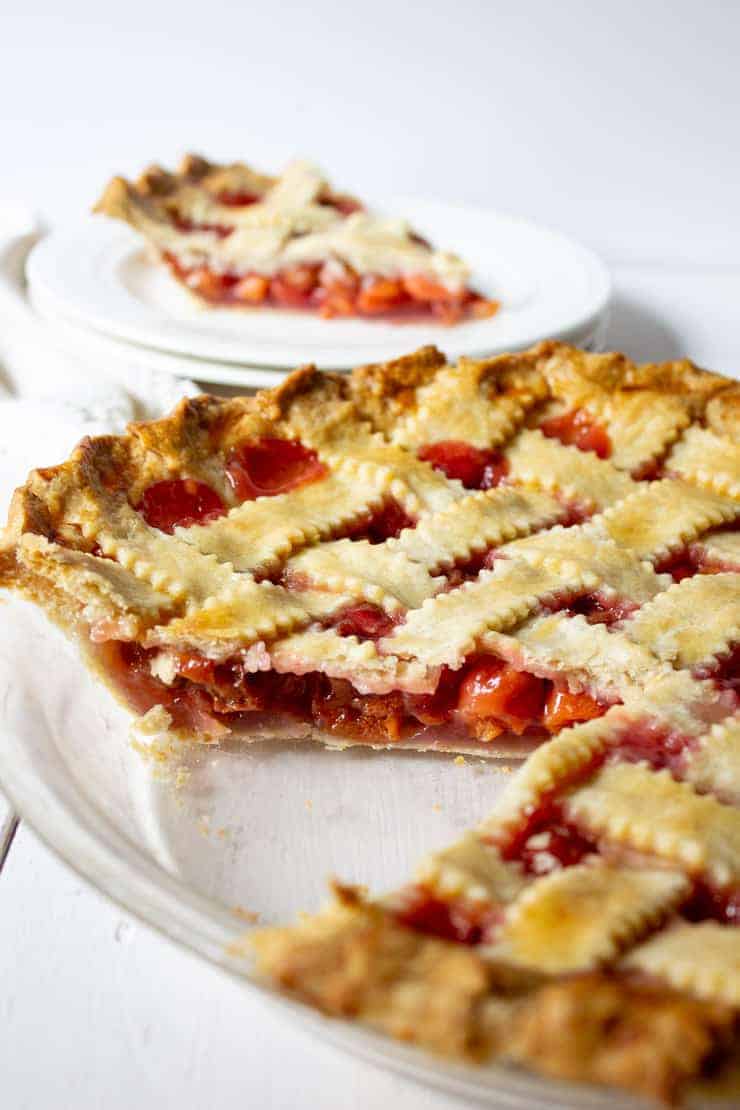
[252,884,496,1060]
[253,887,737,1104]
[94,153,277,213]
[3,341,740,1105]
[506,973,737,1104]
[93,154,479,299]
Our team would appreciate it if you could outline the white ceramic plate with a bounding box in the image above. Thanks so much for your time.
[26,202,611,371]
[29,286,287,390]
[0,597,664,1110]
[29,283,607,390]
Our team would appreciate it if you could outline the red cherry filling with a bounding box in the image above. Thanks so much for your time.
[517,821,598,876]
[540,409,612,459]
[318,191,364,216]
[394,884,500,945]
[457,657,547,735]
[694,643,740,698]
[682,882,740,927]
[609,720,694,776]
[345,500,415,543]
[331,603,400,641]
[654,548,702,582]
[100,640,611,752]
[552,592,638,626]
[418,441,509,489]
[403,666,461,725]
[542,688,607,732]
[137,479,226,533]
[96,641,223,733]
[226,438,327,501]
[163,248,496,321]
[217,190,261,207]
[496,799,599,874]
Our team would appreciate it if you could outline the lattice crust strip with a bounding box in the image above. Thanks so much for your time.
[379,559,597,668]
[695,527,740,569]
[4,340,740,1104]
[482,612,662,702]
[388,361,541,449]
[563,762,740,888]
[502,525,668,603]
[598,479,740,561]
[666,426,740,498]
[16,535,172,638]
[488,862,690,974]
[682,718,740,805]
[504,429,638,510]
[315,438,468,515]
[622,922,740,1007]
[626,572,740,668]
[413,834,527,906]
[284,538,445,611]
[269,628,433,696]
[388,487,565,573]
[73,500,311,655]
[179,464,391,575]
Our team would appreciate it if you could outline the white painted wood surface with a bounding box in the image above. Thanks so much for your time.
[1,264,738,1110]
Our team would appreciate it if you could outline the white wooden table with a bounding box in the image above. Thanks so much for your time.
[1,262,739,1109]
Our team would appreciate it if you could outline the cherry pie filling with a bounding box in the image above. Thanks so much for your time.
[539,408,612,459]
[417,441,509,489]
[389,721,740,949]
[654,522,740,581]
[96,631,612,752]
[103,436,624,748]
[391,723,740,945]
[162,253,498,323]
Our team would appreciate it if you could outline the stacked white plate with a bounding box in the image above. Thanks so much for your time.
[26,199,611,389]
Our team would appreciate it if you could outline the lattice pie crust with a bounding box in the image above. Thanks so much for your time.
[94,155,498,323]
[1,341,739,1103]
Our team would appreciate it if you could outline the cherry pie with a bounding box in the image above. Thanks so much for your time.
[1,341,739,1102]
[94,154,499,324]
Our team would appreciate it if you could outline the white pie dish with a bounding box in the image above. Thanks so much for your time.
[0,597,732,1110]
[25,200,611,372]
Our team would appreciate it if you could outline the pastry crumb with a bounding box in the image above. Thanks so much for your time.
[233,906,261,924]
[454,755,466,765]
[305,799,313,811]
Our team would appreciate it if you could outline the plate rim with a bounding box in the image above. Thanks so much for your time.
[26,202,612,371]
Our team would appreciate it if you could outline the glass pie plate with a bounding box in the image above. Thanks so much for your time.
[0,596,731,1109]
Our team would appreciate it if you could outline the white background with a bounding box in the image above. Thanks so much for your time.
[3,0,740,266]
[1,3,740,1109]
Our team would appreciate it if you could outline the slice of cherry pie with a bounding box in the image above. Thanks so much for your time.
[1,341,739,1102]
[93,154,499,324]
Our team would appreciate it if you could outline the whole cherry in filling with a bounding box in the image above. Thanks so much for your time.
[226,437,327,501]
[417,441,508,489]
[394,884,500,945]
[137,478,226,533]
[539,409,611,459]
[457,656,547,734]
[331,603,400,640]
[344,499,415,543]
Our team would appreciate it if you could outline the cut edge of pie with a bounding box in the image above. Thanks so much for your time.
[1,340,739,1104]
[93,154,500,324]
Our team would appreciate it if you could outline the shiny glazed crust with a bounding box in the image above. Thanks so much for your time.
[2,341,740,1102]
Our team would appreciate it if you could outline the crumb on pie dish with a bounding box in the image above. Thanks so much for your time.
[93,154,500,324]
[1,340,739,1103]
